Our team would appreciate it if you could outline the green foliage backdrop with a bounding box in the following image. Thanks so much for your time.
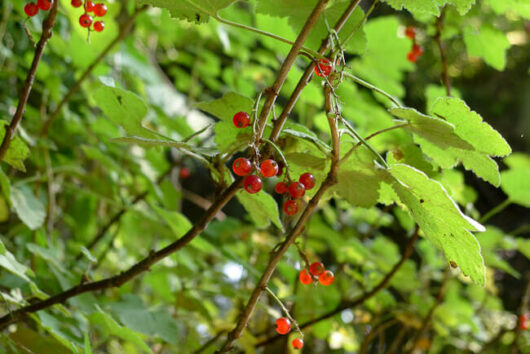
[0,0,529,352]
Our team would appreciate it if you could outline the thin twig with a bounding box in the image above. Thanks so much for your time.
[257,227,419,347]
[0,0,59,162]
[343,72,402,108]
[39,5,149,136]
[265,287,303,337]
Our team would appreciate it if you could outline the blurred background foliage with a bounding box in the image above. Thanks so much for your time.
[0,0,529,352]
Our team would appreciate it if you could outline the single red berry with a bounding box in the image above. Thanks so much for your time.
[309,262,325,277]
[314,59,333,77]
[288,182,305,199]
[292,338,304,350]
[37,0,52,11]
[299,270,313,285]
[275,317,291,335]
[179,167,190,179]
[93,3,107,17]
[79,14,93,27]
[283,200,298,215]
[521,314,529,330]
[232,111,250,128]
[299,173,315,190]
[407,51,418,63]
[24,3,39,17]
[244,175,262,194]
[232,157,252,176]
[275,181,288,194]
[405,26,416,40]
[319,270,335,286]
[71,0,82,7]
[93,20,104,32]
[85,0,95,12]
[412,43,423,56]
[260,159,279,178]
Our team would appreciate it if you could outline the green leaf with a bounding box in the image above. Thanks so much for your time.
[0,240,33,282]
[389,164,486,285]
[84,333,92,354]
[111,136,218,157]
[152,205,192,237]
[196,92,254,122]
[138,0,237,24]
[389,107,473,150]
[0,121,30,172]
[463,26,511,71]
[213,121,252,153]
[8,327,70,354]
[89,311,152,353]
[236,190,283,230]
[92,85,158,139]
[486,0,530,19]
[381,0,476,16]
[501,166,530,208]
[11,185,45,230]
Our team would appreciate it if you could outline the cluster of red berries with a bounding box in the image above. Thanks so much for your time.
[70,0,106,32]
[274,172,315,215]
[24,0,53,18]
[521,314,529,330]
[232,157,280,195]
[314,59,333,77]
[274,318,304,349]
[405,26,423,63]
[299,261,334,286]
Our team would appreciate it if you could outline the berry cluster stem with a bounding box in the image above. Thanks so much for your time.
[265,287,303,337]
[0,0,59,162]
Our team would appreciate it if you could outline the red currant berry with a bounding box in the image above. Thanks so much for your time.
[24,3,39,17]
[37,0,52,11]
[179,167,190,179]
[79,14,93,28]
[309,262,325,277]
[521,314,529,330]
[283,200,298,215]
[299,173,315,190]
[319,270,335,286]
[299,270,312,285]
[412,43,423,56]
[314,59,333,77]
[232,111,250,128]
[288,182,305,199]
[292,338,304,350]
[407,51,418,63]
[71,0,82,7]
[244,175,262,194]
[93,20,104,32]
[405,26,416,40]
[260,159,279,178]
[93,3,107,16]
[232,157,252,176]
[275,182,288,194]
[275,317,291,335]
[85,0,95,12]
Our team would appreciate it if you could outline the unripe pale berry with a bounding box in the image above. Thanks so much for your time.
[275,317,291,335]
[232,157,252,176]
[232,111,250,128]
[260,159,279,177]
[319,270,335,286]
[288,182,305,199]
[243,175,262,194]
[292,338,304,350]
[299,172,315,190]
